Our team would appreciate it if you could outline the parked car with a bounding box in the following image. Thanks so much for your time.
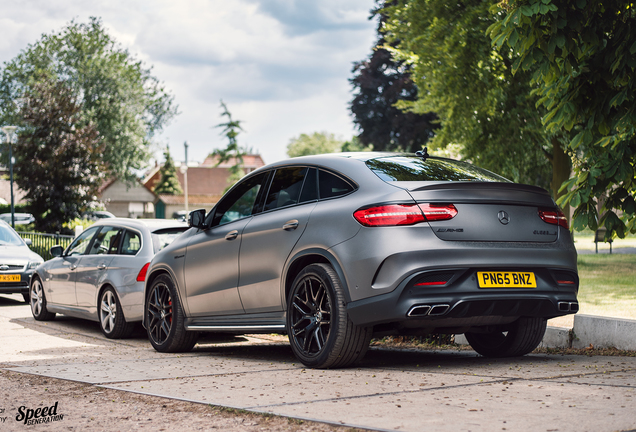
[30,218,188,338]
[0,220,44,303]
[142,152,579,368]
[0,213,35,226]
[82,210,116,220]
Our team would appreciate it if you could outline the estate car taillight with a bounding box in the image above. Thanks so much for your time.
[538,208,569,229]
[137,262,151,282]
[353,203,458,227]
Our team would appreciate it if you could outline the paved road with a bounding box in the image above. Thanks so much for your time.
[1,296,635,432]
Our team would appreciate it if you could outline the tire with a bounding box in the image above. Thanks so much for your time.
[465,317,547,357]
[30,277,55,321]
[146,274,198,352]
[286,263,371,369]
[99,287,135,339]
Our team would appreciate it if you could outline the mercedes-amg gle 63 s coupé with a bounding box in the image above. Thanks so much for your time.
[143,152,578,368]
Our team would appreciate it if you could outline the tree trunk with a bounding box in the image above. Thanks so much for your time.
[551,136,572,223]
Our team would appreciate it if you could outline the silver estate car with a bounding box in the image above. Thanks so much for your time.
[30,218,188,338]
[0,220,44,302]
[143,152,579,368]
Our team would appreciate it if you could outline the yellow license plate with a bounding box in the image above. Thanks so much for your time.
[0,274,20,282]
[477,271,536,288]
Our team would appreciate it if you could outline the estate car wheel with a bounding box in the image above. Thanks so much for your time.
[30,277,55,321]
[146,274,198,352]
[99,287,135,339]
[465,317,547,357]
[287,263,371,369]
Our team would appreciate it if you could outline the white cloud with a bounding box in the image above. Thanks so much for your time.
[0,0,378,166]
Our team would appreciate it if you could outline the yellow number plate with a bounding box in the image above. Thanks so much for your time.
[477,271,536,288]
[0,274,21,282]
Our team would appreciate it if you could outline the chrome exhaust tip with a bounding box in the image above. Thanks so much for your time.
[407,305,431,317]
[429,304,450,316]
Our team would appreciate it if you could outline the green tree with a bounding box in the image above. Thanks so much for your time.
[211,100,247,190]
[153,145,183,195]
[382,0,561,192]
[0,17,177,184]
[13,75,102,233]
[488,0,636,238]
[350,1,439,153]
[287,132,345,157]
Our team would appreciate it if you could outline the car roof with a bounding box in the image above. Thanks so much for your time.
[91,218,188,232]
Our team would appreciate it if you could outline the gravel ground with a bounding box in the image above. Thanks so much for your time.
[0,368,365,432]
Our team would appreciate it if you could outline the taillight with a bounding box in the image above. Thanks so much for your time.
[137,262,150,282]
[418,203,458,221]
[539,208,569,229]
[353,204,425,227]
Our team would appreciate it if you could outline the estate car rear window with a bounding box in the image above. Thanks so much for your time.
[366,156,510,182]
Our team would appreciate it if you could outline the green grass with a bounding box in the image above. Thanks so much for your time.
[577,254,636,319]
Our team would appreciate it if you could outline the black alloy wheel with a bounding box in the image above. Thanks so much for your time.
[287,263,371,369]
[30,277,55,321]
[146,274,197,352]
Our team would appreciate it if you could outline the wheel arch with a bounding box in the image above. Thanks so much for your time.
[283,249,351,307]
[143,266,185,327]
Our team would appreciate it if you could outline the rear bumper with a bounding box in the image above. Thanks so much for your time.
[347,266,578,330]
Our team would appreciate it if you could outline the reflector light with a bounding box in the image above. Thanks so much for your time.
[556,280,575,285]
[538,208,569,229]
[418,203,458,221]
[353,204,425,227]
[137,262,150,282]
[415,281,447,286]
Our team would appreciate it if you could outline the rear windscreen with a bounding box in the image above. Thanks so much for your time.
[151,228,188,253]
[366,156,510,182]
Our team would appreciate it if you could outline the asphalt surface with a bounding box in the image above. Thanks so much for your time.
[1,295,635,432]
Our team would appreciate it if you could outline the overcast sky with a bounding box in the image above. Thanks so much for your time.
[0,0,378,166]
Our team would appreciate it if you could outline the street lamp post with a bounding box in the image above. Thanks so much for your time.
[1,126,17,228]
[180,141,189,216]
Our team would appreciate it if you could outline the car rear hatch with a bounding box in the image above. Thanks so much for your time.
[363,154,563,243]
[406,182,558,242]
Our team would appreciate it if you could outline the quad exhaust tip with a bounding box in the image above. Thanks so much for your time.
[407,304,450,317]
[558,301,579,312]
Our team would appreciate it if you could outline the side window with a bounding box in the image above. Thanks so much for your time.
[264,167,308,211]
[87,226,122,255]
[319,170,354,199]
[121,230,142,256]
[299,168,318,203]
[66,226,100,256]
[212,172,268,227]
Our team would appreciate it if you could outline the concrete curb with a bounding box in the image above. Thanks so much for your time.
[455,314,636,351]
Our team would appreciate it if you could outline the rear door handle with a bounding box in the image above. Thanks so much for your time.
[69,264,77,271]
[225,230,239,240]
[283,220,299,231]
[97,263,107,270]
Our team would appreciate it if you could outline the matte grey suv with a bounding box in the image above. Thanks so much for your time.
[143,152,579,368]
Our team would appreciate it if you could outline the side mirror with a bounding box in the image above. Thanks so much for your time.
[50,245,64,258]
[188,209,207,229]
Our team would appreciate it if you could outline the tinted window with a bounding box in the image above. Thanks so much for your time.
[87,226,122,255]
[66,226,100,256]
[299,168,318,203]
[264,167,307,211]
[212,172,267,226]
[121,230,142,256]
[366,156,510,182]
[319,170,354,199]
